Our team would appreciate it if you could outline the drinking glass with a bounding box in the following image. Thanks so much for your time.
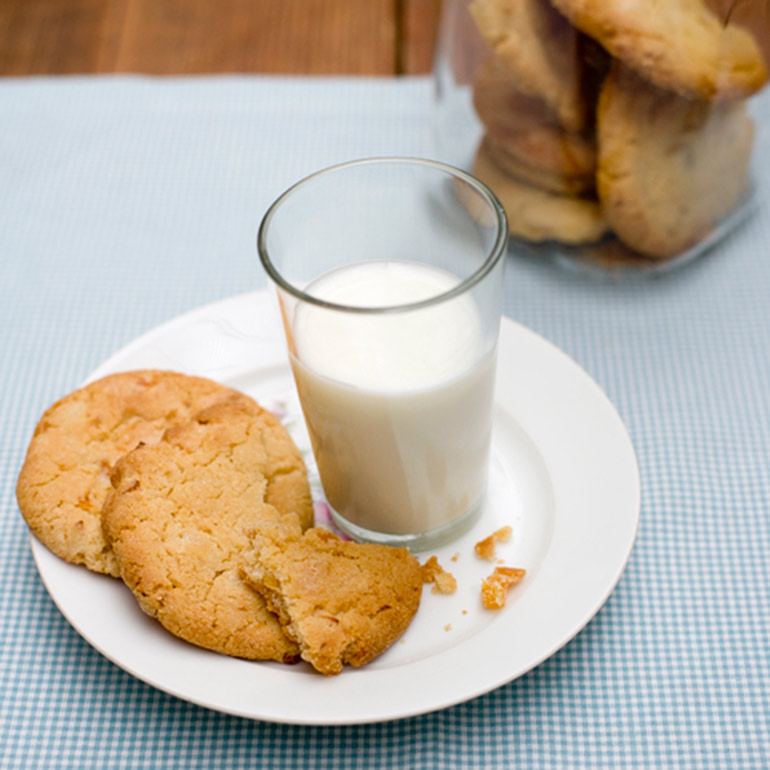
[258,157,507,550]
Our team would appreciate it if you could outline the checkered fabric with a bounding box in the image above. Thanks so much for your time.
[1,76,768,769]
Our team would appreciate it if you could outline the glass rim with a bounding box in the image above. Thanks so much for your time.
[256,156,508,315]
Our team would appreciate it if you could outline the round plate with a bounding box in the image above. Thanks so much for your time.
[30,290,640,724]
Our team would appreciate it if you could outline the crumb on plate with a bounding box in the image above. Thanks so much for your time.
[474,525,512,561]
[421,555,458,594]
[481,566,526,609]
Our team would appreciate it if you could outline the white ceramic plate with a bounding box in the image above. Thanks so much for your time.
[30,290,640,725]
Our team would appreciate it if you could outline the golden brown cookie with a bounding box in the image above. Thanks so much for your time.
[473,139,608,244]
[551,0,768,99]
[16,370,243,576]
[101,395,313,662]
[242,526,422,675]
[483,138,590,196]
[470,0,588,132]
[473,56,597,194]
[596,62,754,258]
[706,0,770,69]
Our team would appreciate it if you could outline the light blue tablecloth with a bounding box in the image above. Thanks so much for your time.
[1,75,768,769]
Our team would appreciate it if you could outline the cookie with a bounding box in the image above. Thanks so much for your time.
[473,139,608,244]
[470,0,588,132]
[551,0,768,99]
[596,62,754,258]
[101,396,313,662]
[473,56,597,194]
[706,0,770,69]
[483,137,591,196]
[16,370,243,576]
[242,526,422,675]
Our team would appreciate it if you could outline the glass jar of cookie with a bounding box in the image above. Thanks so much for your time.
[434,0,770,276]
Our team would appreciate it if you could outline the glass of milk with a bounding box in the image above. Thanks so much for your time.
[258,157,507,551]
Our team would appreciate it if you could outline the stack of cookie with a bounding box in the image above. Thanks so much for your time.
[17,370,423,675]
[468,0,768,260]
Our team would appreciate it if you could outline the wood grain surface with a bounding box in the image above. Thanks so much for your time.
[0,0,442,76]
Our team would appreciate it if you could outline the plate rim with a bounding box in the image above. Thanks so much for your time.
[30,289,641,725]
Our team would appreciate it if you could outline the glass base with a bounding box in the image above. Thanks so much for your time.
[328,498,484,552]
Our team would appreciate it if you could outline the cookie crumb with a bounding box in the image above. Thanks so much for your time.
[444,624,452,632]
[450,552,460,562]
[474,525,513,561]
[462,609,468,615]
[481,566,526,609]
[421,555,458,594]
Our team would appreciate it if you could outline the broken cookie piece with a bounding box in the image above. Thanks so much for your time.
[421,555,458,595]
[474,525,513,561]
[481,566,526,609]
[241,527,422,675]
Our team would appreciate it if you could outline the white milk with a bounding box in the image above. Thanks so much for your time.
[290,260,496,537]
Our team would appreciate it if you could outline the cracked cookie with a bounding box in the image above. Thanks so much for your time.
[16,370,241,576]
[101,396,313,662]
[241,526,422,675]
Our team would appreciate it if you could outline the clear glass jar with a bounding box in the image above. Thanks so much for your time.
[434,0,770,277]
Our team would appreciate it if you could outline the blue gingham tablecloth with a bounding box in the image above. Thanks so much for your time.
[1,75,768,769]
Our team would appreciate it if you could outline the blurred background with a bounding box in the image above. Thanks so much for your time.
[0,0,442,76]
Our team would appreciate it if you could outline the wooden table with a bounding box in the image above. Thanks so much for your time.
[0,0,442,76]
